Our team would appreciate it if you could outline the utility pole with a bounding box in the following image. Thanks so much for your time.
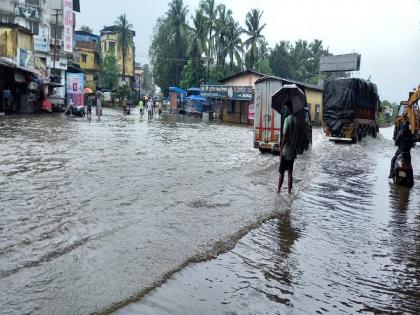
[51,8,62,71]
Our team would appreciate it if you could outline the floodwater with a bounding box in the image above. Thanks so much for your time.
[0,110,419,314]
[117,128,420,314]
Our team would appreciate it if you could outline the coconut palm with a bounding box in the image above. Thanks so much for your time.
[188,9,208,84]
[289,39,311,81]
[225,20,243,70]
[114,14,134,83]
[214,4,232,66]
[201,0,219,66]
[243,9,266,70]
[167,0,189,84]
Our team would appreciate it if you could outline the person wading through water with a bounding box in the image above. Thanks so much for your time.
[278,100,298,194]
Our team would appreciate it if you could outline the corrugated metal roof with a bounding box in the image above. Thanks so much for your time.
[219,69,266,83]
[255,75,323,92]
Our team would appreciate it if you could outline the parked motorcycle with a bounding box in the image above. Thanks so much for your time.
[393,152,414,188]
[73,106,86,117]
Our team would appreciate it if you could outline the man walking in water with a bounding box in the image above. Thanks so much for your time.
[147,97,153,121]
[278,100,298,194]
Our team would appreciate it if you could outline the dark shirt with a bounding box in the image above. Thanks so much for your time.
[396,131,413,152]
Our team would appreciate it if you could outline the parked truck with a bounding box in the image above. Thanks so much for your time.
[323,78,380,142]
[253,77,312,154]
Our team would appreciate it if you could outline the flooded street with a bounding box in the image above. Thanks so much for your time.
[1,111,419,314]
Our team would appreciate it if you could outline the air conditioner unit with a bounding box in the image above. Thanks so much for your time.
[49,38,63,47]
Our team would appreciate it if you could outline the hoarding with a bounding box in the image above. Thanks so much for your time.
[319,53,361,72]
[200,85,253,100]
[66,73,84,106]
[15,3,40,19]
[63,0,74,53]
[34,25,50,53]
[248,104,255,120]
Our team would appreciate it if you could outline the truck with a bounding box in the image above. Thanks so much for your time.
[253,76,312,154]
[323,78,380,142]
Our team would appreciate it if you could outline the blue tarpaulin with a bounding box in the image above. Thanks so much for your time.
[169,86,187,95]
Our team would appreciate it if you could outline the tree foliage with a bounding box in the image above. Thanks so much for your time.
[79,25,93,33]
[114,14,134,82]
[99,53,118,90]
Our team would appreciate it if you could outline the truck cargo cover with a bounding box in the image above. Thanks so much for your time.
[323,78,379,133]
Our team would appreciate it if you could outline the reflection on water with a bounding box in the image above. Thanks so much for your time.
[117,128,420,314]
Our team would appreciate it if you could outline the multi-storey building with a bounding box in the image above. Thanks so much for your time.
[0,0,80,110]
[100,25,135,88]
[74,30,100,91]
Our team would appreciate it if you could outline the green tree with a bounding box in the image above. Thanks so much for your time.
[269,41,291,78]
[114,14,134,83]
[289,39,311,81]
[79,25,93,33]
[255,58,272,75]
[225,20,243,70]
[244,9,266,70]
[187,9,208,85]
[167,0,189,85]
[201,0,219,68]
[150,18,173,95]
[99,53,118,89]
[180,60,199,89]
[214,4,232,66]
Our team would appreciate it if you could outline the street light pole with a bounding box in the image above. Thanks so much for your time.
[52,8,62,71]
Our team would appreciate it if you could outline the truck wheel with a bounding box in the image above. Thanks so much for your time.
[372,127,377,138]
[357,127,362,142]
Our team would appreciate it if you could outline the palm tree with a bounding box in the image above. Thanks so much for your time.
[244,9,266,70]
[188,9,208,84]
[308,39,324,77]
[289,39,311,81]
[225,20,243,70]
[201,0,219,71]
[214,4,232,66]
[114,14,134,84]
[167,0,189,84]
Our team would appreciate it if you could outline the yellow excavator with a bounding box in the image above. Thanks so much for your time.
[394,86,420,142]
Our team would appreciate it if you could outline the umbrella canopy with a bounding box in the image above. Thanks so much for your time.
[271,84,307,114]
[84,87,93,94]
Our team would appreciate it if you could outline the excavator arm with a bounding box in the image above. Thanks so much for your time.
[396,86,420,142]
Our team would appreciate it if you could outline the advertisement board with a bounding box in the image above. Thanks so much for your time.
[63,0,74,53]
[320,53,361,72]
[66,73,84,106]
[248,103,255,120]
[200,85,253,100]
[34,25,50,53]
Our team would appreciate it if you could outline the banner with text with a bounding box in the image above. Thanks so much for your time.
[200,85,253,100]
[63,0,73,53]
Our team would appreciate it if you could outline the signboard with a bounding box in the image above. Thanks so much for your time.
[34,25,50,52]
[66,73,84,106]
[47,57,68,70]
[320,53,361,72]
[248,103,255,120]
[15,3,40,19]
[17,48,35,72]
[200,85,253,100]
[63,0,74,53]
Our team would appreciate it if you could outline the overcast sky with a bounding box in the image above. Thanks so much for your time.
[77,0,420,102]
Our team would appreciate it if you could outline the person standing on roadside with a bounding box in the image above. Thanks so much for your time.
[139,98,144,118]
[147,97,153,121]
[278,100,298,194]
[96,94,102,119]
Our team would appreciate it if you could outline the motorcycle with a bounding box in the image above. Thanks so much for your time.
[393,152,414,188]
[123,105,130,115]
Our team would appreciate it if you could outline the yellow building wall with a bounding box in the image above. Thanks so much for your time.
[78,49,99,71]
[100,33,134,77]
[306,89,323,124]
[0,27,33,60]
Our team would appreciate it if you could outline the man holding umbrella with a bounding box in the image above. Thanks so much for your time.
[278,100,298,194]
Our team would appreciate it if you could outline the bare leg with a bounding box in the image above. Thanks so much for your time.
[277,174,284,193]
[287,169,293,194]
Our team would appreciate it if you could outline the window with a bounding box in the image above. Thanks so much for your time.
[108,42,116,54]
[50,24,63,40]
[29,21,39,35]
[25,0,40,6]
[81,54,87,63]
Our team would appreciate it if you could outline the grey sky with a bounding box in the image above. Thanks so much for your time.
[77,0,420,102]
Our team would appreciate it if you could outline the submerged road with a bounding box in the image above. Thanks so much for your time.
[0,110,419,314]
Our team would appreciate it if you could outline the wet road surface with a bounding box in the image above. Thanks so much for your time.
[1,109,296,314]
[117,128,420,314]
[1,110,419,314]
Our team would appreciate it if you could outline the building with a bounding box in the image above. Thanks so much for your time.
[200,70,266,125]
[0,0,81,111]
[100,25,135,88]
[74,30,100,91]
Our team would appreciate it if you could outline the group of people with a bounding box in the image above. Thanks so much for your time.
[138,96,161,121]
[86,95,102,119]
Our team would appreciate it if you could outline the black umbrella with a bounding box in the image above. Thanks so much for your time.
[271,84,307,114]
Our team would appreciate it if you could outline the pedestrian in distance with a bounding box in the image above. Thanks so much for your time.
[139,98,144,118]
[278,100,298,194]
[147,97,153,121]
[86,97,93,118]
[96,94,102,119]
